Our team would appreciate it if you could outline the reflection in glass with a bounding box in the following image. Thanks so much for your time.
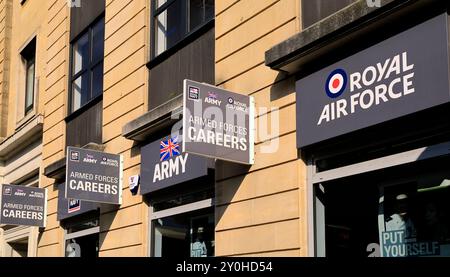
[25,60,35,113]
[71,73,88,112]
[72,33,89,75]
[91,62,103,98]
[155,0,185,55]
[189,0,203,31]
[92,18,105,63]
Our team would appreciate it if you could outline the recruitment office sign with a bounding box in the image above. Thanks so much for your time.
[0,184,47,227]
[296,14,450,148]
[65,147,123,205]
[183,80,255,165]
[140,135,210,194]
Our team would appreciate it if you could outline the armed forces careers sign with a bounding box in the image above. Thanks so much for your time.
[0,184,47,227]
[140,135,210,194]
[65,147,123,205]
[296,14,450,148]
[183,80,255,165]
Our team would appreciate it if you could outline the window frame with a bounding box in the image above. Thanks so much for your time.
[150,0,214,61]
[68,16,105,116]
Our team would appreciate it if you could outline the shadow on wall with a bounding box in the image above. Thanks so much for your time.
[214,69,299,238]
[97,141,143,256]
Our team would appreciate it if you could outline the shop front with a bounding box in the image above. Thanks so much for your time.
[266,2,450,257]
[57,182,101,257]
[299,13,450,257]
[139,131,215,257]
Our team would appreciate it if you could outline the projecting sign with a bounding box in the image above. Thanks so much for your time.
[183,80,255,165]
[140,135,210,194]
[296,14,450,148]
[0,184,47,227]
[65,147,123,205]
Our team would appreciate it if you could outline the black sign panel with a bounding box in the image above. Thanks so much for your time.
[65,147,123,204]
[296,14,450,148]
[0,184,47,227]
[57,183,99,221]
[140,135,210,194]
[183,80,255,164]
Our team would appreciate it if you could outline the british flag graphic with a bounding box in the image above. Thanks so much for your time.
[160,136,181,161]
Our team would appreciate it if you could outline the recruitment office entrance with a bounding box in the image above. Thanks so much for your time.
[285,11,450,257]
[309,143,450,257]
[138,131,215,257]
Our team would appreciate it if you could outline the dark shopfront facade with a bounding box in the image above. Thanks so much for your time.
[266,0,450,257]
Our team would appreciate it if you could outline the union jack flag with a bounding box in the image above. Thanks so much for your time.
[207,91,217,99]
[160,136,180,161]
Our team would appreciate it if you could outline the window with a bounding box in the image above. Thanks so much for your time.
[315,156,450,257]
[153,209,215,257]
[64,216,100,257]
[153,0,214,57]
[150,187,215,257]
[21,38,36,115]
[70,17,104,113]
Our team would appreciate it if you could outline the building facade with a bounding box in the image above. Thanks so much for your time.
[0,0,47,257]
[1,0,449,257]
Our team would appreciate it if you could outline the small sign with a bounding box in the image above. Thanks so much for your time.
[68,199,81,213]
[0,184,47,227]
[183,80,255,165]
[129,175,140,196]
[65,147,123,205]
[381,230,440,257]
[57,183,99,221]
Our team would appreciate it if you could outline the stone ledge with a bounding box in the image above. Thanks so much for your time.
[265,0,442,73]
[122,95,183,142]
[0,114,44,160]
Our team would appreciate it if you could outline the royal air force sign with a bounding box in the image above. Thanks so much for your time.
[296,14,450,148]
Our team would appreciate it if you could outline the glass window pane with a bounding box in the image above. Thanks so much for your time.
[153,209,214,258]
[25,61,35,111]
[71,73,89,112]
[73,33,89,75]
[205,0,214,21]
[155,0,185,56]
[92,18,105,63]
[65,234,99,258]
[91,62,103,98]
[189,0,204,31]
[155,10,168,56]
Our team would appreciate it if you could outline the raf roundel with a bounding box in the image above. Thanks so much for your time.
[325,69,348,98]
